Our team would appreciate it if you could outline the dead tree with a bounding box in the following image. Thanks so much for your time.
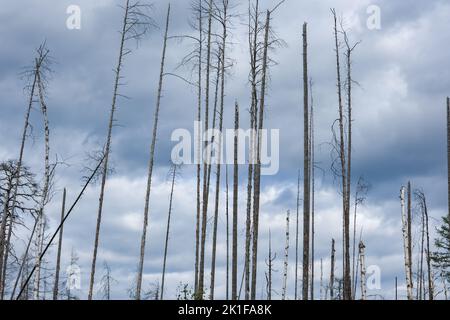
[400,186,413,300]
[198,0,214,299]
[265,229,276,300]
[309,78,315,300]
[415,190,434,300]
[448,97,450,224]
[282,210,290,300]
[160,163,179,300]
[33,63,52,300]
[359,241,366,300]
[88,0,154,300]
[99,262,116,300]
[135,4,167,301]
[295,170,300,299]
[52,188,66,300]
[225,164,230,300]
[301,22,310,301]
[320,258,323,300]
[0,44,49,298]
[232,100,239,300]
[209,52,223,300]
[330,239,336,300]
[351,177,369,298]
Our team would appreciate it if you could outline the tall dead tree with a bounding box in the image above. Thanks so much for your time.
[330,239,335,300]
[52,188,66,300]
[198,0,214,299]
[309,79,316,300]
[282,210,290,300]
[359,241,366,300]
[135,4,167,301]
[232,100,239,300]
[160,163,178,300]
[302,22,310,301]
[88,0,154,300]
[400,186,413,300]
[448,97,450,224]
[320,258,323,300]
[295,170,300,299]
[0,45,49,298]
[225,165,230,300]
[209,53,224,300]
[407,182,413,290]
[265,229,276,300]
[250,9,270,300]
[245,0,261,300]
[33,64,52,300]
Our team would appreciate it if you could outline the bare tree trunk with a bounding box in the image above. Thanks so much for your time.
[418,204,424,300]
[135,4,170,300]
[309,79,315,300]
[194,1,203,296]
[421,193,434,300]
[225,165,230,300]
[89,0,130,300]
[359,241,366,300]
[198,0,214,299]
[1,216,13,299]
[232,101,239,300]
[33,68,51,300]
[266,229,275,300]
[400,186,413,300]
[161,164,177,300]
[395,277,398,300]
[245,0,260,301]
[251,9,271,300]
[330,239,335,300]
[0,46,46,296]
[448,97,450,225]
[407,182,413,291]
[295,170,300,300]
[302,22,310,301]
[282,210,290,300]
[209,56,223,300]
[53,188,66,300]
[320,258,323,300]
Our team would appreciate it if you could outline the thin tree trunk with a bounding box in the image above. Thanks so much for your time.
[194,1,203,296]
[89,0,131,300]
[310,79,315,300]
[447,97,450,225]
[266,230,273,300]
[161,164,177,300]
[320,258,323,300]
[198,0,214,299]
[232,101,239,300]
[136,4,171,300]
[302,22,310,301]
[33,69,51,300]
[295,170,300,300]
[419,205,425,300]
[53,188,66,300]
[209,56,223,300]
[282,210,290,300]
[1,216,13,299]
[245,0,259,301]
[330,239,335,300]
[422,194,433,300]
[250,10,270,300]
[400,186,413,300]
[359,241,366,300]
[225,165,230,300]
[407,182,413,291]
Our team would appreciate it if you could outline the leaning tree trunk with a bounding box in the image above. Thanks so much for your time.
[53,188,66,300]
[160,164,177,300]
[359,241,366,300]
[281,210,290,300]
[302,22,310,301]
[422,194,434,300]
[330,238,335,300]
[251,9,271,300]
[400,187,413,300]
[136,4,171,300]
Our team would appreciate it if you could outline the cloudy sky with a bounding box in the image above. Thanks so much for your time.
[1,0,449,300]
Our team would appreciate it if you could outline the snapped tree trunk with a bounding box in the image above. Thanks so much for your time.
[53,188,66,300]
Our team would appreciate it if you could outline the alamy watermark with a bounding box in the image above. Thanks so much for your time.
[171,121,280,176]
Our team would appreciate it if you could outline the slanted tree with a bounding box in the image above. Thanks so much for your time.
[52,188,66,300]
[89,0,154,300]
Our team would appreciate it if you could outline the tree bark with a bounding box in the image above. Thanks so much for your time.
[359,241,366,300]
[282,210,290,300]
[295,170,300,300]
[400,186,413,300]
[232,101,239,300]
[330,239,335,300]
